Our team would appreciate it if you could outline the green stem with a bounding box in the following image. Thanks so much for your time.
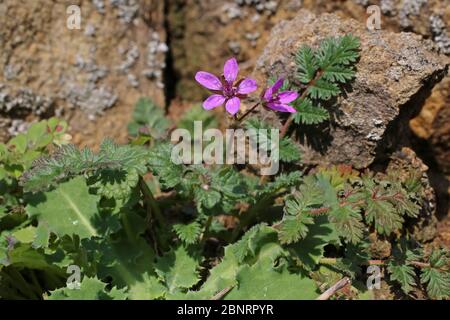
[44,270,64,290]
[7,268,39,299]
[200,216,213,247]
[139,177,169,251]
[139,178,164,224]
[28,269,44,297]
[230,195,271,242]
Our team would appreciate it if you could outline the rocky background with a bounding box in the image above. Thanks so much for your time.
[0,1,449,246]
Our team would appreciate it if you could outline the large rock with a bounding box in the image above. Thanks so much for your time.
[252,9,449,169]
[0,0,167,148]
[430,105,450,175]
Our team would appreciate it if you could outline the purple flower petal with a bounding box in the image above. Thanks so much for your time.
[278,91,299,104]
[237,78,258,94]
[263,87,273,101]
[203,94,226,110]
[195,71,223,91]
[271,78,284,94]
[225,97,241,115]
[267,103,297,113]
[223,58,239,84]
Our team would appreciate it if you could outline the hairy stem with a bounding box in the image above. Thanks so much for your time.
[139,178,163,220]
[139,177,169,252]
[237,102,260,122]
[200,216,213,246]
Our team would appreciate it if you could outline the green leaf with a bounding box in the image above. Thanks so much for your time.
[317,34,360,70]
[2,242,36,268]
[231,224,267,263]
[26,176,104,239]
[148,143,185,189]
[173,222,202,245]
[89,168,139,200]
[322,65,356,83]
[307,78,339,100]
[190,166,247,215]
[278,217,311,245]
[177,107,218,135]
[388,262,416,294]
[180,244,240,300]
[194,187,221,211]
[289,215,340,270]
[296,46,319,83]
[421,268,450,300]
[21,140,149,192]
[128,97,170,138]
[279,137,301,163]
[365,198,403,235]
[293,98,329,125]
[256,171,302,197]
[420,249,450,299]
[225,257,318,300]
[278,195,317,244]
[329,205,364,244]
[11,225,37,244]
[8,134,27,154]
[95,212,164,300]
[33,223,50,248]
[155,246,200,294]
[388,240,420,295]
[48,277,127,300]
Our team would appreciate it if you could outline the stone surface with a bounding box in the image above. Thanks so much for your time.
[0,0,167,148]
[430,105,450,175]
[252,9,448,169]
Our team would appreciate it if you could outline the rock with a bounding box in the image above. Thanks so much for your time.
[252,9,449,168]
[430,105,450,175]
[0,0,167,147]
[410,77,449,139]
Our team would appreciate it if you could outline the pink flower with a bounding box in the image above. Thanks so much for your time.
[195,58,258,116]
[262,78,298,113]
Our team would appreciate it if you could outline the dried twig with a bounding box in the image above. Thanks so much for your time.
[210,286,234,300]
[316,277,351,300]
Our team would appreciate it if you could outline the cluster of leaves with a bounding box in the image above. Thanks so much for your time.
[1,35,449,300]
[288,34,360,125]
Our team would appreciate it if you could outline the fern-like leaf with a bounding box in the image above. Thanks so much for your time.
[293,98,329,125]
[307,78,340,100]
[173,222,202,245]
[21,140,149,192]
[388,262,417,294]
[128,98,170,138]
[296,46,319,84]
[420,250,450,299]
[279,138,301,163]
